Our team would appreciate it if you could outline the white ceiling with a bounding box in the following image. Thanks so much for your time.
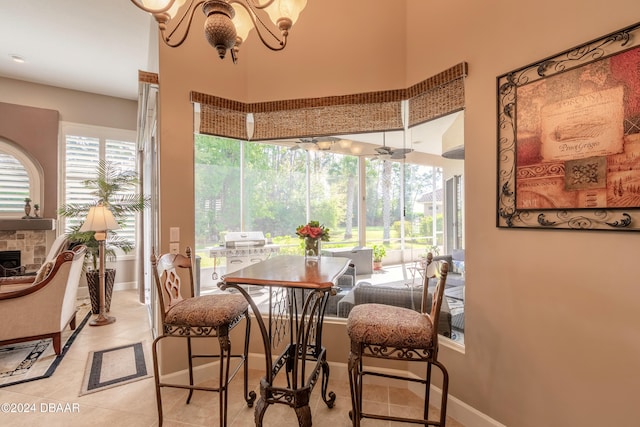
[0,1,152,100]
[0,1,462,156]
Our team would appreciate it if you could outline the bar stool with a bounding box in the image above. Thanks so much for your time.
[151,247,255,426]
[347,253,450,426]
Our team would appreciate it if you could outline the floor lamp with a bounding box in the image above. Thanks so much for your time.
[80,203,119,326]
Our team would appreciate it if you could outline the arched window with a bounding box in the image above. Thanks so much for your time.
[0,139,42,216]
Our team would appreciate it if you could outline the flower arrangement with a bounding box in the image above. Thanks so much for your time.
[295,220,330,241]
[296,221,330,259]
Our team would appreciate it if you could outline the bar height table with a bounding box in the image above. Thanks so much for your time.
[219,255,350,427]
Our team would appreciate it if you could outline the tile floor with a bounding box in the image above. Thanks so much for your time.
[0,289,464,427]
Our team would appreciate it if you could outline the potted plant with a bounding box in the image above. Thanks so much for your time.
[372,244,386,270]
[57,160,149,314]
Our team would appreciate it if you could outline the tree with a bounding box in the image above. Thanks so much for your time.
[382,160,392,244]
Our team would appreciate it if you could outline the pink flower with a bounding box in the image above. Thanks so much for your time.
[296,221,330,241]
[298,224,311,236]
[308,227,323,238]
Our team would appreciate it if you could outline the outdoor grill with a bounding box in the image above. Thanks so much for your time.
[209,231,280,280]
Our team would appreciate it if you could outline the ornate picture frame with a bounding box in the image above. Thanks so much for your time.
[496,22,640,231]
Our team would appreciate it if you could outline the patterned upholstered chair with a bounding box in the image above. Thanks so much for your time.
[151,247,255,427]
[0,245,86,355]
[346,253,449,426]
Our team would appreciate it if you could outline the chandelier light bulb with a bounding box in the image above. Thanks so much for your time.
[232,3,253,43]
[265,0,307,28]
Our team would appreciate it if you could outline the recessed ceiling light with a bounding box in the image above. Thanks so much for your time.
[10,54,25,63]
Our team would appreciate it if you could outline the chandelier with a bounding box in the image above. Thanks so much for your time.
[131,0,308,63]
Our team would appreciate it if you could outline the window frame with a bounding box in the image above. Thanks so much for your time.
[0,138,43,217]
[59,122,138,259]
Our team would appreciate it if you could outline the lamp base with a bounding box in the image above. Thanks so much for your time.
[90,313,116,326]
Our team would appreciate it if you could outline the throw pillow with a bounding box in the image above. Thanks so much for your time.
[452,260,465,275]
[34,261,54,284]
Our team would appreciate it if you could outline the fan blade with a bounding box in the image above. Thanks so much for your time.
[389,148,413,158]
[375,146,392,155]
[393,148,413,154]
[315,136,340,142]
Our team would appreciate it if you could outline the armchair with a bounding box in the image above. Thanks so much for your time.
[0,245,86,355]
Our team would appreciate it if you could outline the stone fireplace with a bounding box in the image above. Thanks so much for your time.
[0,219,56,273]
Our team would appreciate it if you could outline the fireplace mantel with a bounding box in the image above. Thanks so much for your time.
[0,218,56,231]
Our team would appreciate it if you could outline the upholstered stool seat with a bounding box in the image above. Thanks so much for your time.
[165,294,248,328]
[347,303,435,349]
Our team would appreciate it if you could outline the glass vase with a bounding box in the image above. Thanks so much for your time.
[304,237,320,260]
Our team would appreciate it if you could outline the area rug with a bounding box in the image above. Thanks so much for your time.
[0,305,91,388]
[80,341,152,396]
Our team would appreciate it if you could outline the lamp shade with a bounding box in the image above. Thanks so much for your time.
[80,205,120,233]
[316,140,332,150]
[264,0,308,26]
[141,0,186,18]
[232,3,253,42]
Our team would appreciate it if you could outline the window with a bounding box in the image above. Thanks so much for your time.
[195,135,361,251]
[193,132,463,343]
[0,139,41,215]
[60,123,138,248]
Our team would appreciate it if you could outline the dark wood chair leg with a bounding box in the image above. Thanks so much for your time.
[52,333,61,355]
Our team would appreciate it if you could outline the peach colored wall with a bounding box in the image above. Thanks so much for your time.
[0,78,138,218]
[0,77,138,130]
[0,102,58,218]
[156,1,640,425]
[405,1,640,426]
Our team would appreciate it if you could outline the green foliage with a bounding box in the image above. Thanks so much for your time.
[57,160,150,270]
[428,244,441,256]
[392,220,413,237]
[420,214,444,236]
[372,244,387,262]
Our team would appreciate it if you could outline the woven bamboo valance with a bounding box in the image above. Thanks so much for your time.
[251,101,403,140]
[408,77,465,127]
[407,62,467,127]
[138,70,159,85]
[191,62,467,140]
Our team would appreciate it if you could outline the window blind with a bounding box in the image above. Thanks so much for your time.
[0,153,30,212]
[64,135,138,246]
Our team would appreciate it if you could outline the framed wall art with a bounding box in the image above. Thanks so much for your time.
[496,21,640,231]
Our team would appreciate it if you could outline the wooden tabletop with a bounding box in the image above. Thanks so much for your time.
[222,255,350,290]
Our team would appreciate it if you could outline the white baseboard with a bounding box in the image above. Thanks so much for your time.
[160,353,505,427]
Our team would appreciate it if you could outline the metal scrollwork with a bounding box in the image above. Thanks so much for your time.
[496,21,640,232]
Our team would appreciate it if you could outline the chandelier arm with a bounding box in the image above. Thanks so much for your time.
[129,0,178,15]
[162,0,206,48]
[230,0,286,51]
[245,0,277,10]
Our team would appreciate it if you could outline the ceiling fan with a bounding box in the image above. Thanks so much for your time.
[372,134,413,160]
[287,136,340,151]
